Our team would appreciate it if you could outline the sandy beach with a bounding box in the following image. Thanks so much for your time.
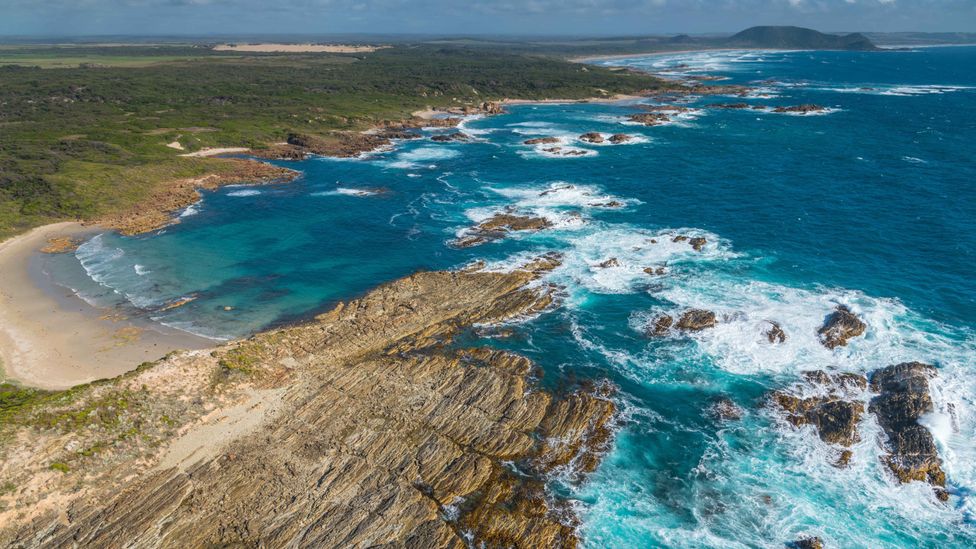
[0,222,212,389]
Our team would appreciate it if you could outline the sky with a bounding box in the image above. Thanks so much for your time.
[2,0,974,37]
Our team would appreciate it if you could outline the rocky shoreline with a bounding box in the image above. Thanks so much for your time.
[0,256,616,547]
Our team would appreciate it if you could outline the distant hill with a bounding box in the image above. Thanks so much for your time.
[725,26,878,50]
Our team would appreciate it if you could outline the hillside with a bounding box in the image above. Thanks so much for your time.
[726,26,878,50]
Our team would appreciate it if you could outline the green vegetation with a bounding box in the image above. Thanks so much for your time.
[0,44,666,239]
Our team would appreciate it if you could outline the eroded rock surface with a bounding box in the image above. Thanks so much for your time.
[451,213,554,248]
[773,371,868,449]
[676,309,717,331]
[0,260,615,547]
[818,305,866,349]
[869,362,948,500]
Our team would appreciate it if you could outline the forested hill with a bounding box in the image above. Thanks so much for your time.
[725,26,878,50]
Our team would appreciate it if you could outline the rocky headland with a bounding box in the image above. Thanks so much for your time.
[0,257,616,547]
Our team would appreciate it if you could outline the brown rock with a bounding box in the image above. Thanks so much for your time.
[764,321,787,344]
[818,306,866,349]
[710,103,751,109]
[598,258,620,268]
[676,309,717,331]
[451,213,553,248]
[40,236,82,254]
[579,132,605,143]
[791,537,825,549]
[773,104,827,114]
[689,236,707,251]
[608,134,633,144]
[869,362,947,500]
[430,132,469,142]
[629,113,670,126]
[524,137,560,145]
[647,314,673,336]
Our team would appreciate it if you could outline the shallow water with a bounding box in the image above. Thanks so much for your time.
[51,46,976,547]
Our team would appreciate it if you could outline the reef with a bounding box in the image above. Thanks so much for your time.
[818,305,866,349]
[0,258,616,547]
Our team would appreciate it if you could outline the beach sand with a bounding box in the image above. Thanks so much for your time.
[0,222,212,390]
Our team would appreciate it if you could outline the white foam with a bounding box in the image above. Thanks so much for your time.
[311,187,381,197]
[180,202,201,217]
[381,146,460,169]
[134,264,150,276]
[226,189,261,197]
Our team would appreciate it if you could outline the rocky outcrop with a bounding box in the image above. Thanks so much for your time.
[818,305,866,349]
[773,371,868,449]
[772,104,828,114]
[671,234,706,251]
[676,309,717,331]
[524,137,560,145]
[709,103,751,109]
[790,537,825,549]
[607,134,630,144]
[451,213,554,248]
[430,132,470,142]
[643,265,667,276]
[598,257,620,268]
[629,113,671,126]
[96,159,298,236]
[647,314,673,336]
[869,362,948,501]
[0,259,617,547]
[764,321,787,343]
[39,236,82,254]
[579,132,605,143]
[542,147,589,157]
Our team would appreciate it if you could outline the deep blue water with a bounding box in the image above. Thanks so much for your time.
[49,46,976,547]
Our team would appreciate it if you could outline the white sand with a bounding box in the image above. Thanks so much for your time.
[179,147,250,157]
[0,223,211,389]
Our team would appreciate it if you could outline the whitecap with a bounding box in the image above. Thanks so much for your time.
[226,189,261,197]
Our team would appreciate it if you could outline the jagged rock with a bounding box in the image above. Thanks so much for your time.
[608,133,633,144]
[774,371,867,448]
[772,104,827,114]
[480,101,505,115]
[629,113,670,126]
[869,362,948,501]
[764,321,787,343]
[672,235,689,242]
[452,213,553,248]
[818,305,866,349]
[430,132,469,142]
[643,266,667,276]
[524,137,560,145]
[0,259,613,547]
[647,314,673,336]
[689,236,707,251]
[598,258,620,268]
[590,200,624,208]
[709,397,744,421]
[836,449,854,468]
[676,309,717,331]
[579,132,605,143]
[379,129,422,140]
[791,537,825,549]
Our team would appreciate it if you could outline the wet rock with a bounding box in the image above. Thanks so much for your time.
[773,378,865,447]
[598,258,620,268]
[523,137,560,145]
[590,200,624,208]
[836,449,854,468]
[378,129,422,140]
[869,362,948,500]
[710,103,751,109]
[608,133,633,144]
[676,309,717,331]
[640,105,691,113]
[790,537,824,549]
[672,235,689,242]
[451,213,554,248]
[772,104,827,114]
[430,132,469,142]
[579,132,605,143]
[818,306,866,349]
[709,397,744,421]
[628,113,671,126]
[647,314,673,336]
[542,146,588,157]
[643,266,667,276]
[764,321,787,343]
[689,237,707,251]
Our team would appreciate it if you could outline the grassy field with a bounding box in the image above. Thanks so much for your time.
[0,44,668,239]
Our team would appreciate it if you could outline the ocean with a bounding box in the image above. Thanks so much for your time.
[43,46,976,547]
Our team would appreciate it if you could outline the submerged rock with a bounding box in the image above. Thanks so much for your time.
[676,309,717,331]
[869,362,948,501]
[709,397,744,421]
[710,103,751,109]
[430,132,469,142]
[818,305,866,349]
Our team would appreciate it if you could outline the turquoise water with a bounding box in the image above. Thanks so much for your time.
[50,47,976,547]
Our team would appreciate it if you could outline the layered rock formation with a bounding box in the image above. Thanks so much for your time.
[0,259,615,547]
[869,362,948,501]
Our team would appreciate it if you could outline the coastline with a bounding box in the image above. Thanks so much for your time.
[0,222,212,390]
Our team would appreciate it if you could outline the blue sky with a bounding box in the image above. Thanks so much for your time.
[3,0,974,36]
